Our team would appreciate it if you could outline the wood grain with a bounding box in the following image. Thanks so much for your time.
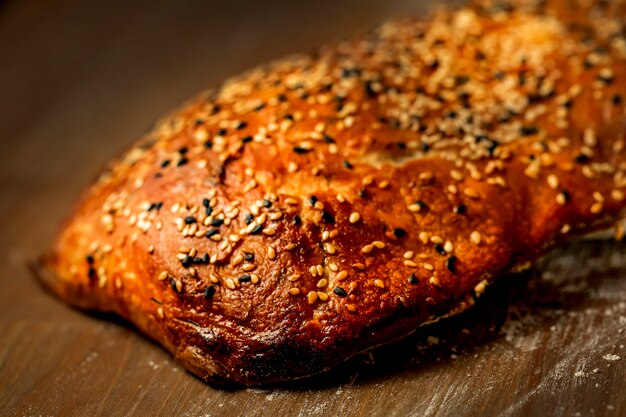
[0,0,623,416]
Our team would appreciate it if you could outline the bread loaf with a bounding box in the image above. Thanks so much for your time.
[37,0,626,385]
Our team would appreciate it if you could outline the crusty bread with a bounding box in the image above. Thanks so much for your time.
[37,0,626,385]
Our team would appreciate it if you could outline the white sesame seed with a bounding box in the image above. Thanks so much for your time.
[547,174,559,189]
[349,212,361,223]
[470,230,482,245]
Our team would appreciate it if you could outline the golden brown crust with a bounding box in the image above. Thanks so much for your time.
[39,0,626,385]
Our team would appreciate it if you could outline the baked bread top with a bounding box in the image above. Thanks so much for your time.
[39,0,626,385]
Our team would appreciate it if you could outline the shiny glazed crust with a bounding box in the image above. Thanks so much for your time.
[38,0,626,385]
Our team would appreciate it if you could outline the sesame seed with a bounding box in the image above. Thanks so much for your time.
[157,271,168,281]
[547,174,559,189]
[349,212,361,223]
[556,190,570,205]
[429,277,441,287]
[317,292,329,301]
[446,256,458,273]
[325,243,336,254]
[204,286,216,299]
[464,187,479,199]
[393,228,407,238]
[374,279,385,288]
[225,278,236,290]
[336,271,348,281]
[333,287,347,297]
[288,288,301,296]
[403,251,414,259]
[361,244,374,254]
[470,230,482,245]
[317,278,328,288]
[611,190,624,201]
[288,274,301,282]
[372,241,385,249]
[590,202,603,214]
[307,291,318,304]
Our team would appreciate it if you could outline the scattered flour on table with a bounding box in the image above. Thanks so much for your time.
[602,354,621,362]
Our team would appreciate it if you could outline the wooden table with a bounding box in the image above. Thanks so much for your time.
[1,1,624,415]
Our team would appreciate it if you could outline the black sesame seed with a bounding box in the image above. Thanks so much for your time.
[323,134,336,144]
[205,229,219,238]
[597,73,614,85]
[238,274,252,283]
[204,286,216,299]
[322,211,335,224]
[242,136,253,143]
[202,198,210,207]
[455,75,470,86]
[575,154,590,164]
[393,228,407,238]
[177,158,188,167]
[446,256,458,273]
[236,121,248,130]
[184,216,197,224]
[421,142,430,152]
[333,287,348,297]
[204,140,213,149]
[194,253,209,264]
[254,103,266,111]
[181,256,193,268]
[161,160,171,168]
[86,255,94,264]
[148,202,163,211]
[364,81,377,98]
[244,252,255,262]
[205,206,213,216]
[612,94,623,105]
[245,213,254,225]
[251,224,263,234]
[454,204,467,214]
[170,278,178,291]
[263,199,272,208]
[343,160,354,169]
[408,273,418,284]
[211,218,224,227]
[445,110,458,119]
[293,146,312,154]
[88,267,97,280]
[416,201,428,211]
[293,215,302,225]
[178,146,188,155]
[561,190,571,203]
[217,128,227,136]
[435,243,446,255]
[519,125,539,136]
[309,196,318,205]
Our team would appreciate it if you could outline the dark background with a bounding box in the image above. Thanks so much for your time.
[0,1,624,416]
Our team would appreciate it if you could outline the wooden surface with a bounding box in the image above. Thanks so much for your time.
[0,1,624,416]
